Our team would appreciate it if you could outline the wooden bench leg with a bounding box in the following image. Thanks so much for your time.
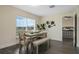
[47,40,50,48]
[36,46,38,54]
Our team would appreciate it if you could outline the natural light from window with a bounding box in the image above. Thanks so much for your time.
[16,16,35,36]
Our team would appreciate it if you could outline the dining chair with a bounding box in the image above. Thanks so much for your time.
[19,32,27,54]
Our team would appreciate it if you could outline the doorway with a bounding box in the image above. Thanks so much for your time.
[62,16,74,46]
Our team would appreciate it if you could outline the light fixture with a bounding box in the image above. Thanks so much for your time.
[49,5,55,8]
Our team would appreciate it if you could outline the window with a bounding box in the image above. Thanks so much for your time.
[16,16,35,36]
[16,16,27,27]
[27,18,35,30]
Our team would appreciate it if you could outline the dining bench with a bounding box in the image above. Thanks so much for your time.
[33,38,50,54]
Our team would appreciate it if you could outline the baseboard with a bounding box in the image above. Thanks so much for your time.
[50,39,62,42]
[0,42,18,49]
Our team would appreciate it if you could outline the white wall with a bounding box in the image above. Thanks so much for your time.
[41,16,62,41]
[0,6,41,49]
[41,11,75,41]
[77,14,79,47]
[76,7,79,47]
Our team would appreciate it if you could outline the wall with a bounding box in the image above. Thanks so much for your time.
[76,7,79,47]
[41,11,75,41]
[0,6,41,49]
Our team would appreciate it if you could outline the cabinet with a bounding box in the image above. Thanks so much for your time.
[63,30,73,38]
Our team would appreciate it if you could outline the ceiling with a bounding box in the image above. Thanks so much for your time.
[12,5,78,16]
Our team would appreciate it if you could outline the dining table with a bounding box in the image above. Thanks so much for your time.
[24,31,49,54]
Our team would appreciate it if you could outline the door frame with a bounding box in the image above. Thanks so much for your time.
[62,14,77,47]
[74,14,77,47]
